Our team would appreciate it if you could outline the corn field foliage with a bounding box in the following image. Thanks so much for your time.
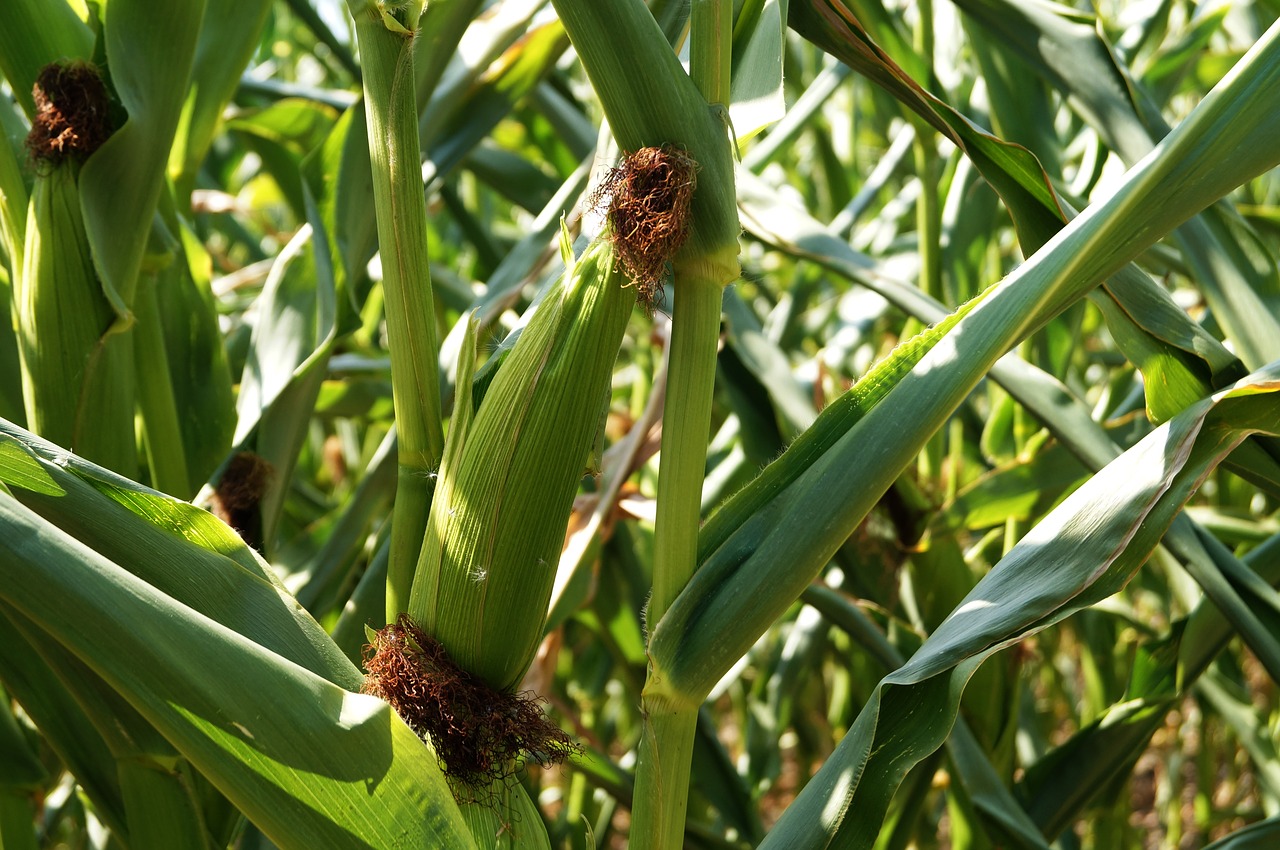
[1,0,1279,848]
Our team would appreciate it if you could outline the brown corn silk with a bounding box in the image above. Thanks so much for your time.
[27,62,113,167]
[362,616,578,798]
[594,145,697,309]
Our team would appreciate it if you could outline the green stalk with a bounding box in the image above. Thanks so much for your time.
[634,273,721,850]
[912,0,943,483]
[345,0,445,620]
[646,0,734,628]
[647,0,734,619]
[632,702,700,849]
[547,2,740,844]
[633,4,734,848]
[648,279,723,623]
[689,0,732,108]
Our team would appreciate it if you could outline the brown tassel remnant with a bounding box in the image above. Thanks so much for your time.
[210,451,273,548]
[26,62,114,167]
[362,615,578,796]
[593,145,698,310]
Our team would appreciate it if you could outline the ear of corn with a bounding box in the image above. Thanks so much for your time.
[393,232,633,843]
[17,163,136,477]
[408,309,480,624]
[408,229,635,692]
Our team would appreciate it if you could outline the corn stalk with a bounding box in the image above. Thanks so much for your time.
[344,0,446,619]
[549,1,740,845]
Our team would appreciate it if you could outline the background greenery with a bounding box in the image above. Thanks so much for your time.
[1,0,1279,848]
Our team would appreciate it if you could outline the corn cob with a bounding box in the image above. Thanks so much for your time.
[18,63,135,475]
[408,229,634,691]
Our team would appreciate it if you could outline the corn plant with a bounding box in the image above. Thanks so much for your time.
[1,0,1279,848]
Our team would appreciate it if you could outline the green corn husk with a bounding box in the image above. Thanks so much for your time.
[459,782,552,850]
[17,163,135,476]
[408,229,635,692]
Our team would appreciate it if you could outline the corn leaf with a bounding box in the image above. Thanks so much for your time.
[658,16,1280,700]
[79,0,205,319]
[0,477,475,849]
[729,0,789,144]
[762,367,1280,847]
[0,0,92,118]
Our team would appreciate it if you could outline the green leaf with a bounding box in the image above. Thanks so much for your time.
[228,225,336,556]
[0,492,476,849]
[951,0,1280,370]
[0,684,47,789]
[790,0,1278,398]
[422,18,571,186]
[0,0,93,117]
[227,98,340,219]
[80,0,206,318]
[759,367,1280,847]
[169,0,273,200]
[729,0,789,143]
[662,21,1280,703]
[0,440,61,496]
[1013,472,1280,834]
[0,609,130,840]
[156,217,237,494]
[0,96,27,281]
[787,0,1066,249]
[0,604,183,844]
[1094,293,1213,424]
[1202,816,1280,850]
[0,422,361,688]
[950,0,1152,158]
